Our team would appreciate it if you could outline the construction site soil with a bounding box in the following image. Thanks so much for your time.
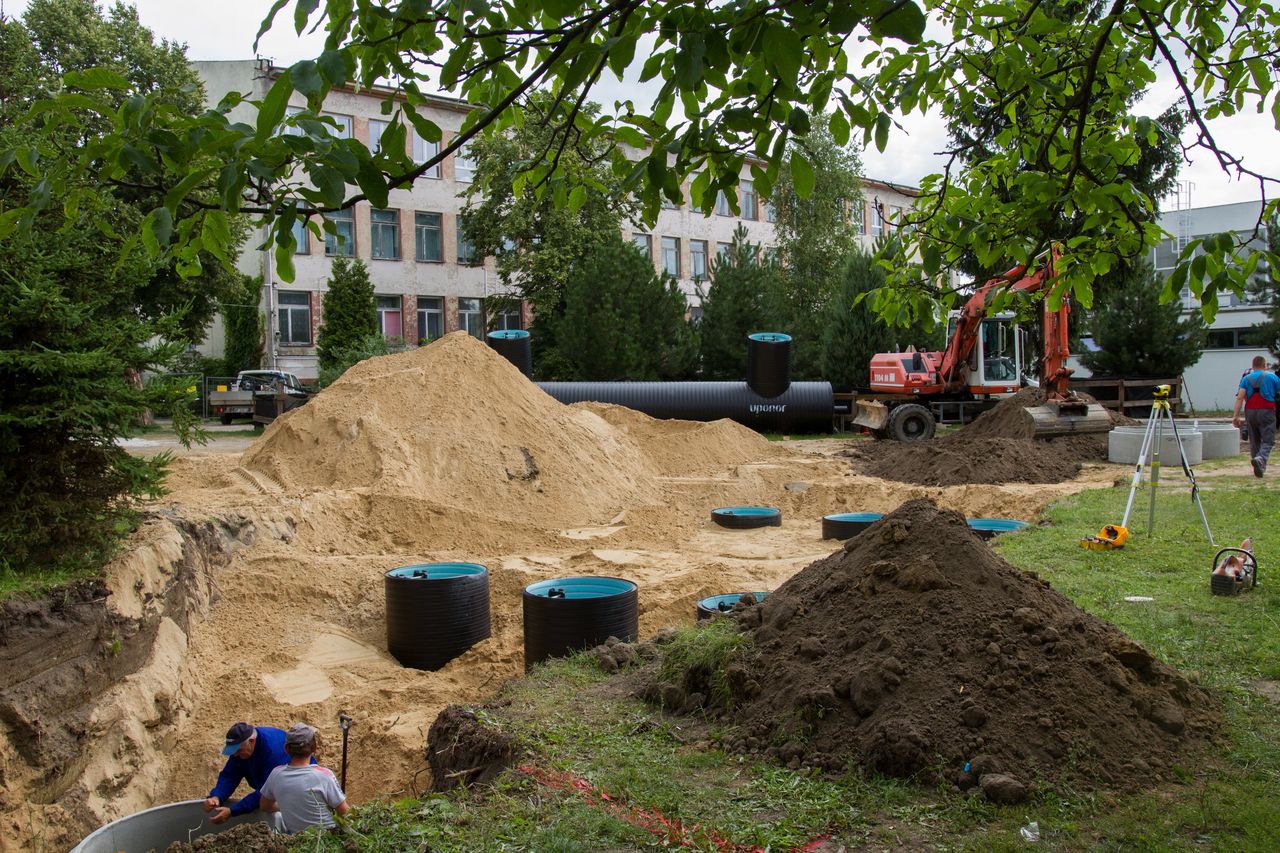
[0,334,1144,850]
[641,500,1220,799]
[849,388,1124,486]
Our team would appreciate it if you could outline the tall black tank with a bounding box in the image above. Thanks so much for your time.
[537,380,834,433]
[746,332,792,397]
[486,329,532,377]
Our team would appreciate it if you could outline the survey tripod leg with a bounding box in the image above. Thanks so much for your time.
[1123,392,1213,545]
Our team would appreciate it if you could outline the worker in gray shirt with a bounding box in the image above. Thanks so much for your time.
[259,723,349,833]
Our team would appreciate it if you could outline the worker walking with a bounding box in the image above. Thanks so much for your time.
[1232,355,1280,478]
[204,722,297,824]
[259,723,350,834]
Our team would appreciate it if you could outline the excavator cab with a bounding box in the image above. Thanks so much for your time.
[969,316,1022,392]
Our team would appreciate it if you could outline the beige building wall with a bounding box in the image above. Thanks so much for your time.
[194,60,919,380]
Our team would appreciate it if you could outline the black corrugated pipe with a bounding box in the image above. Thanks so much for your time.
[487,329,532,376]
[537,380,835,433]
[746,332,791,397]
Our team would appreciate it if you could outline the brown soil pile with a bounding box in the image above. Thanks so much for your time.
[241,333,779,527]
[160,822,289,852]
[653,500,1219,798]
[851,388,1117,486]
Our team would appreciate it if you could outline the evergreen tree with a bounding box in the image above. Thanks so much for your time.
[220,275,263,375]
[768,120,864,379]
[1245,219,1280,358]
[316,257,376,373]
[697,227,786,379]
[821,251,900,391]
[1080,261,1207,377]
[553,236,697,380]
[0,2,204,583]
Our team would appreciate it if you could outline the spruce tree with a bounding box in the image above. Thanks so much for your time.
[553,236,697,380]
[1080,260,1207,377]
[821,251,900,391]
[698,227,786,380]
[316,257,377,373]
[220,275,263,375]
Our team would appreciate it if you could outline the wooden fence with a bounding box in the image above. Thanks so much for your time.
[1067,376,1183,418]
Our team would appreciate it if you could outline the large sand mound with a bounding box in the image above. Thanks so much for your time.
[242,333,779,527]
[651,500,1219,797]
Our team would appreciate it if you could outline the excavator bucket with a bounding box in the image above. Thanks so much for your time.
[1025,399,1112,439]
[851,399,890,432]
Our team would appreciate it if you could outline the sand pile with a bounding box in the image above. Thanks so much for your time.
[650,500,1218,798]
[242,333,779,527]
[851,388,1118,486]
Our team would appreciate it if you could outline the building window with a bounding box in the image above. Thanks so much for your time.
[716,241,732,258]
[1205,328,1255,349]
[889,205,905,233]
[661,236,680,277]
[869,204,883,237]
[715,190,732,217]
[661,192,680,210]
[413,133,441,178]
[417,296,443,342]
[690,240,708,282]
[368,119,389,154]
[456,223,479,266]
[322,112,353,138]
[459,297,483,338]
[377,295,403,340]
[492,303,522,330]
[633,233,652,258]
[454,143,476,183]
[291,217,309,254]
[370,209,400,260]
[282,105,305,136]
[765,200,777,223]
[742,181,758,220]
[415,211,443,262]
[277,292,311,345]
[324,209,354,256]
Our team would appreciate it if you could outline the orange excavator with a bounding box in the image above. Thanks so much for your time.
[851,247,1112,441]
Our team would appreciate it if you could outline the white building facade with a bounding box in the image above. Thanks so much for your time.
[195,60,919,381]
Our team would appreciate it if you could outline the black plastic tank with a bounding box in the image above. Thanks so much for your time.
[821,512,884,540]
[537,380,833,433]
[385,563,491,671]
[487,329,532,377]
[695,591,770,621]
[746,332,792,398]
[523,576,638,671]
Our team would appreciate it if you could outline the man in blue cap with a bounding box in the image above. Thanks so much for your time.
[203,721,292,824]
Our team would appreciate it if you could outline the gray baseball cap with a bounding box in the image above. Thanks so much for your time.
[285,723,317,748]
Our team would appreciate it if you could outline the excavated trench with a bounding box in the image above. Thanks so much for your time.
[0,336,1133,851]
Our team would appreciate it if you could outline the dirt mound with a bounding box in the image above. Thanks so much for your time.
[653,500,1219,797]
[160,821,289,852]
[426,705,521,792]
[851,389,1116,486]
[241,333,778,528]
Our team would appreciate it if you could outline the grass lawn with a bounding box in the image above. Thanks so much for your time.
[294,464,1280,852]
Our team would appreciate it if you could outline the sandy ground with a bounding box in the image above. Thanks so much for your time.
[147,429,1119,809]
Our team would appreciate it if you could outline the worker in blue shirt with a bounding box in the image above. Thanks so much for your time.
[204,722,296,824]
[1232,355,1280,478]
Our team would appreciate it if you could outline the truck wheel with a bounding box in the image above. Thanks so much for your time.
[887,404,935,442]
[220,414,233,426]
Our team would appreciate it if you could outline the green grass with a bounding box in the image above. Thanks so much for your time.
[295,475,1280,851]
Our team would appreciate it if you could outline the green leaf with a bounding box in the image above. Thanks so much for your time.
[150,207,174,248]
[788,107,811,134]
[568,185,587,213]
[293,0,321,34]
[317,50,351,88]
[164,168,215,213]
[15,147,38,177]
[790,152,815,198]
[274,240,297,283]
[255,0,291,49]
[291,60,323,99]
[256,72,292,139]
[874,112,891,152]
[763,25,802,89]
[64,67,131,90]
[874,1,927,43]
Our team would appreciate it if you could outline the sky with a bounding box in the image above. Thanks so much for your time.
[2,0,1272,211]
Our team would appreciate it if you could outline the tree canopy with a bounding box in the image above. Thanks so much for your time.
[3,0,1278,325]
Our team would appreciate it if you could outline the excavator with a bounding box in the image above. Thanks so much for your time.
[851,247,1112,441]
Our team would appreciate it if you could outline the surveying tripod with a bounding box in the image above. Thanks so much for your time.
[1116,384,1214,544]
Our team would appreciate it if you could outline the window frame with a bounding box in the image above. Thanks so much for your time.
[661,236,681,278]
[376,295,403,340]
[324,209,355,257]
[415,211,443,263]
[413,133,442,178]
[690,239,709,282]
[456,222,480,266]
[742,181,758,221]
[458,297,484,339]
[368,118,389,154]
[454,143,477,183]
[277,291,312,346]
[370,208,401,260]
[632,233,652,258]
[417,296,444,342]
